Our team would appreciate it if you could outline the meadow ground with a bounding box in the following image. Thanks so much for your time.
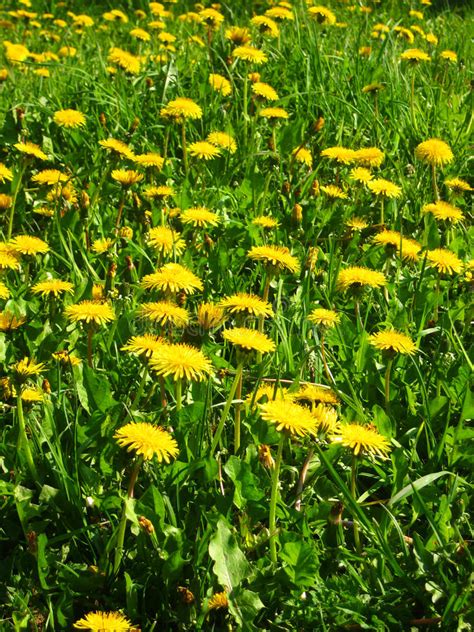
[0,0,472,630]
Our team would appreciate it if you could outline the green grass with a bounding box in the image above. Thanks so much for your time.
[0,0,472,630]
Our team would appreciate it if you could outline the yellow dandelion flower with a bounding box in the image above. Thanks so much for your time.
[180,207,219,227]
[354,147,385,168]
[103,10,128,23]
[161,97,203,121]
[427,248,463,275]
[10,235,49,256]
[337,266,387,291]
[197,302,226,330]
[141,263,203,294]
[308,308,340,328]
[312,404,339,434]
[444,177,472,194]
[259,107,289,120]
[321,146,356,165]
[259,399,318,437]
[4,41,30,63]
[223,327,276,354]
[426,33,438,45]
[265,7,294,21]
[362,82,385,94]
[321,184,348,199]
[147,226,185,256]
[247,383,292,408]
[350,167,373,183]
[292,147,313,167]
[0,282,9,300]
[232,45,268,65]
[294,384,339,406]
[225,26,251,44]
[99,138,135,160]
[133,153,164,169]
[393,26,415,44]
[367,178,402,198]
[251,15,279,37]
[400,48,430,63]
[130,27,150,41]
[149,342,213,381]
[373,230,402,249]
[21,387,44,403]
[308,6,337,25]
[65,300,115,326]
[199,8,224,28]
[111,169,143,186]
[121,334,166,357]
[346,217,368,231]
[13,357,45,378]
[138,301,190,327]
[58,46,77,57]
[209,73,232,96]
[252,81,279,101]
[207,132,237,154]
[423,200,464,223]
[220,293,273,318]
[92,238,114,254]
[370,329,417,355]
[14,141,47,160]
[188,141,221,160]
[0,246,20,270]
[252,215,280,229]
[0,311,25,331]
[332,423,391,457]
[208,591,229,611]
[31,279,74,297]
[115,422,179,462]
[52,350,81,367]
[248,245,300,274]
[400,238,421,263]
[31,169,68,185]
[0,163,13,182]
[53,109,86,128]
[0,194,12,209]
[108,47,141,74]
[440,50,457,63]
[144,185,174,199]
[415,138,454,167]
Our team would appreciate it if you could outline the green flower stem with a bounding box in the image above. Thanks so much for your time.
[431,163,439,201]
[410,71,417,130]
[380,197,385,226]
[269,434,285,565]
[114,458,142,574]
[175,378,182,412]
[130,365,148,413]
[234,368,243,454]
[243,74,249,146]
[181,122,188,176]
[16,394,38,481]
[210,363,244,456]
[384,357,394,410]
[258,271,273,334]
[114,191,126,234]
[7,161,26,241]
[351,454,361,554]
[87,327,94,368]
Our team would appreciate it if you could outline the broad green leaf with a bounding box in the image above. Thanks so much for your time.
[224,455,264,508]
[209,518,251,591]
[280,539,319,587]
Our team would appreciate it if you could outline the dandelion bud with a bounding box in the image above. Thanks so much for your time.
[120,226,133,240]
[292,203,303,224]
[129,117,139,134]
[248,72,260,83]
[146,77,154,88]
[258,444,275,469]
[42,379,51,394]
[26,531,37,554]
[138,515,155,534]
[282,181,291,196]
[178,586,195,604]
[0,69,8,81]
[0,194,12,209]
[108,262,117,278]
[80,190,90,209]
[313,116,325,132]
[311,179,320,196]
[99,112,107,128]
